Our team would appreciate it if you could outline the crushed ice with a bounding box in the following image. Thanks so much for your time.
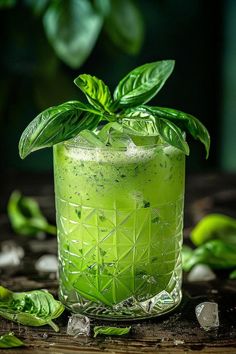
[67,314,90,337]
[195,302,219,331]
[35,254,58,272]
[187,264,216,282]
[0,241,24,267]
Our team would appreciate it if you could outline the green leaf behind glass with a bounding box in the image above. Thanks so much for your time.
[183,240,236,271]
[104,0,144,55]
[190,214,236,246]
[113,60,175,108]
[93,326,131,337]
[0,332,25,349]
[0,285,64,332]
[74,74,113,112]
[43,0,103,68]
[122,111,189,155]
[229,269,236,279]
[7,190,56,236]
[140,106,210,158]
[19,101,101,159]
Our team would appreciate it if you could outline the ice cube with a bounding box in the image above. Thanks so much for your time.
[195,302,219,331]
[67,314,90,337]
[0,241,24,267]
[187,264,216,282]
[35,254,58,272]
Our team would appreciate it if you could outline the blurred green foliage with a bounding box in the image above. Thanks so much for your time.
[0,0,144,68]
[0,0,221,172]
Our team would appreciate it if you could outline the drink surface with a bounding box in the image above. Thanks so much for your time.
[54,141,185,318]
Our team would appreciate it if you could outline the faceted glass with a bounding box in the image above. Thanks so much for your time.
[53,141,185,319]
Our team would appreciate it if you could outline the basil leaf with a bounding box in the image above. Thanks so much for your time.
[191,214,236,247]
[113,60,175,108]
[43,0,103,68]
[182,245,194,272]
[229,269,236,279]
[140,105,210,158]
[0,0,16,8]
[74,74,113,112]
[0,332,25,349]
[19,101,102,159]
[104,0,144,55]
[0,285,64,332]
[122,112,189,155]
[93,326,131,337]
[182,240,236,271]
[7,190,56,236]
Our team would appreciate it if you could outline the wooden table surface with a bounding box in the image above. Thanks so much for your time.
[1,172,236,354]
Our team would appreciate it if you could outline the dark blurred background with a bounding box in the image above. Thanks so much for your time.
[0,0,235,176]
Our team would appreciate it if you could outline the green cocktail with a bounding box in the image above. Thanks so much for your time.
[19,59,210,320]
[54,139,185,318]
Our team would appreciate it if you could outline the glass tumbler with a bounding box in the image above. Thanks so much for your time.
[53,140,185,319]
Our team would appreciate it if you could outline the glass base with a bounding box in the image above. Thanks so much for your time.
[59,287,182,320]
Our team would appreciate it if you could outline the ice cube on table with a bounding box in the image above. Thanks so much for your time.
[35,254,58,272]
[187,264,216,282]
[67,314,90,337]
[195,302,219,331]
[0,241,24,267]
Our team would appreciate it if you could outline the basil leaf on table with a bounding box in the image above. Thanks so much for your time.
[0,285,64,332]
[182,240,236,272]
[138,105,210,158]
[229,269,236,279]
[93,326,131,337]
[0,332,25,349]
[74,74,113,112]
[121,111,189,155]
[7,190,56,236]
[113,60,175,108]
[19,101,102,159]
[191,214,236,246]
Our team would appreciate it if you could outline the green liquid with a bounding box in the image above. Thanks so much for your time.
[54,142,185,317]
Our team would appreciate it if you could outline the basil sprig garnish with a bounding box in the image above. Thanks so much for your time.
[19,60,210,158]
